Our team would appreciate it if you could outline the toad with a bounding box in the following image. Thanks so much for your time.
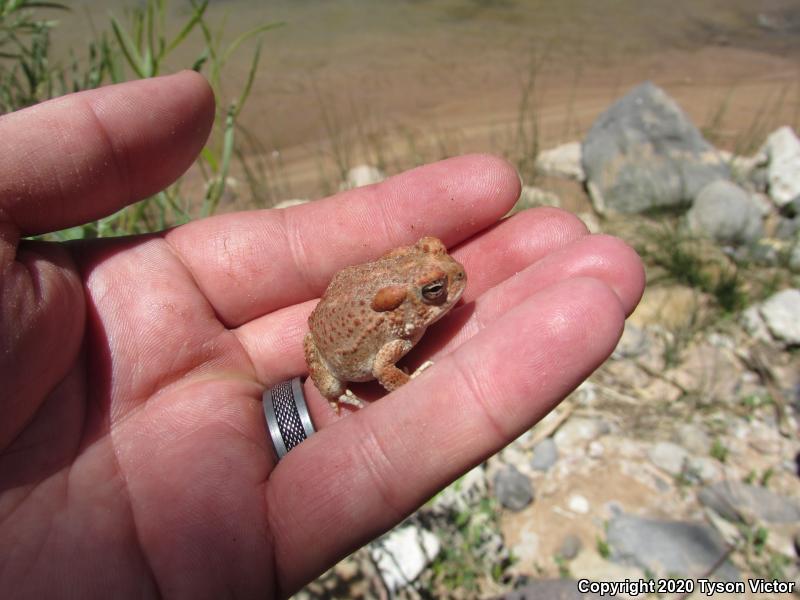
[304,236,467,410]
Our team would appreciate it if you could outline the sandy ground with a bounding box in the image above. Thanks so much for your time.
[252,44,799,205]
[51,0,800,205]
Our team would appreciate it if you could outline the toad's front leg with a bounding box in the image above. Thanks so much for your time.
[373,339,418,392]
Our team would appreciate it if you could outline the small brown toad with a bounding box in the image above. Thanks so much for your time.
[304,236,467,410]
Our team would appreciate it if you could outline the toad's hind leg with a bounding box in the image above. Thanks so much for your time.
[304,333,346,400]
[304,333,365,411]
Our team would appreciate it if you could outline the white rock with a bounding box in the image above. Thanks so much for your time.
[719,149,769,183]
[500,445,529,469]
[535,141,585,181]
[587,440,605,459]
[371,525,440,592]
[517,185,561,208]
[341,164,385,190]
[510,525,540,564]
[553,416,609,450]
[577,211,601,234]
[567,494,590,514]
[272,198,308,209]
[750,192,774,216]
[764,126,800,206]
[612,322,649,359]
[688,457,721,483]
[741,305,773,343]
[673,423,711,455]
[647,441,690,476]
[432,465,487,513]
[759,288,800,345]
[748,423,781,455]
[572,380,599,407]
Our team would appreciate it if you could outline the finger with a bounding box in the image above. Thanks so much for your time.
[0,71,214,236]
[266,277,627,594]
[452,206,589,304]
[165,154,521,327]
[234,207,590,384]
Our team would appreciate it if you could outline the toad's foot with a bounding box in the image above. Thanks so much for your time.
[410,360,433,379]
[337,388,366,409]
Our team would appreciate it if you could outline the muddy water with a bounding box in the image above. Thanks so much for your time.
[54,0,800,201]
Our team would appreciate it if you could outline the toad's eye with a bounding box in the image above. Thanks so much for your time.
[421,278,448,305]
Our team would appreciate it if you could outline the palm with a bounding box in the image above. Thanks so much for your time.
[0,73,645,598]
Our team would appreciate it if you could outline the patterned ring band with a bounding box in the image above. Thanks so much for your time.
[263,377,315,460]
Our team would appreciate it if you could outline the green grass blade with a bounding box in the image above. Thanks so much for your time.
[110,15,145,78]
[165,0,207,53]
[202,105,235,217]
[199,146,218,172]
[233,38,261,118]
[190,48,208,72]
[146,0,155,64]
[19,2,69,9]
[221,21,283,65]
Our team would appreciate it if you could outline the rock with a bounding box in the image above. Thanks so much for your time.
[370,524,440,592]
[607,513,740,581]
[567,494,590,514]
[530,438,558,472]
[432,465,488,514]
[648,441,690,475]
[572,381,599,407]
[790,242,800,273]
[272,198,309,209]
[340,164,385,190]
[612,322,649,359]
[577,211,601,234]
[498,580,611,600]
[741,305,773,343]
[747,422,782,455]
[582,81,729,214]
[719,149,769,186]
[553,417,610,450]
[698,481,800,523]
[535,141,585,181]
[500,445,529,469]
[688,457,721,483]
[516,185,561,209]
[773,216,800,240]
[759,289,800,346]
[686,180,764,245]
[630,285,706,330]
[764,126,800,207]
[559,534,582,560]
[747,239,782,265]
[509,525,539,565]
[673,423,712,455]
[493,465,534,511]
[587,440,604,459]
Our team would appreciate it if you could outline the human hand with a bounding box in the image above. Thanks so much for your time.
[0,72,645,598]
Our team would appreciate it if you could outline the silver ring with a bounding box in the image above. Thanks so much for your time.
[263,377,315,460]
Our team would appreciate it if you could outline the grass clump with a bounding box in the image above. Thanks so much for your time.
[636,223,749,314]
[423,495,513,596]
[709,438,729,463]
[2,0,281,239]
